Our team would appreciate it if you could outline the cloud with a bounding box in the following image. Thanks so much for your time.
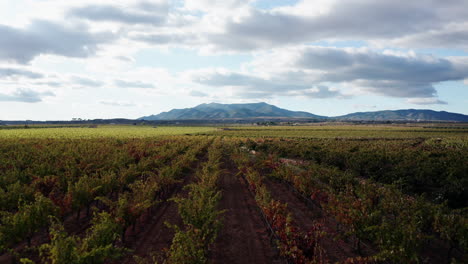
[190,69,347,99]
[286,86,349,99]
[130,33,199,45]
[0,89,54,103]
[406,98,448,105]
[137,1,169,13]
[229,90,273,99]
[0,20,114,64]
[353,104,377,109]
[114,79,156,89]
[183,0,250,12]
[99,100,135,107]
[296,47,466,84]
[188,47,468,100]
[250,46,468,98]
[0,67,44,79]
[198,0,468,51]
[68,2,168,25]
[390,24,468,50]
[352,80,438,98]
[189,90,208,97]
[71,76,104,87]
[104,0,468,53]
[193,70,307,91]
[34,81,63,87]
[115,55,135,62]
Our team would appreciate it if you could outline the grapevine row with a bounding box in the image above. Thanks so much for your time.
[259,150,466,263]
[0,136,213,262]
[164,137,224,264]
[232,145,329,264]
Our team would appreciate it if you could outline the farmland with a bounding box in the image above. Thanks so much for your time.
[0,125,466,263]
[206,124,468,139]
[0,126,216,139]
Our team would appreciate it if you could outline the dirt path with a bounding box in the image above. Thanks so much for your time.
[121,150,210,264]
[264,178,362,263]
[209,161,282,264]
[121,191,185,263]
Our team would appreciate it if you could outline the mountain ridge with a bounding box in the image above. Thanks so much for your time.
[139,102,325,120]
[334,109,468,122]
[139,102,468,122]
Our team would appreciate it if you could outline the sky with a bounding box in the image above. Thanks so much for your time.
[0,0,468,120]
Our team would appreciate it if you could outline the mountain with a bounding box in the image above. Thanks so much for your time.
[139,103,468,122]
[334,109,468,122]
[139,102,325,120]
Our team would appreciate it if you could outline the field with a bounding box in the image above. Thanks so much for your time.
[0,125,216,139]
[0,124,466,263]
[206,124,468,140]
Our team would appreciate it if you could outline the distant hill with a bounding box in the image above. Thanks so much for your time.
[334,109,468,122]
[139,102,325,120]
[139,103,468,122]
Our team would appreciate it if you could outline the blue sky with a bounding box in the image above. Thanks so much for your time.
[0,0,467,120]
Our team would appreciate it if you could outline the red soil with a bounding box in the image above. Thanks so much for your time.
[120,162,203,263]
[209,162,283,264]
[118,147,211,263]
[263,178,365,263]
[120,194,184,264]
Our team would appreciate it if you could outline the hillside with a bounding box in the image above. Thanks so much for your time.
[139,102,325,120]
[334,109,468,122]
[139,103,468,122]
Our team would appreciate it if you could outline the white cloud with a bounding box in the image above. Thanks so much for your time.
[71,75,105,87]
[186,47,468,101]
[1,0,467,119]
[353,104,376,109]
[68,2,169,25]
[248,46,468,98]
[99,100,136,107]
[0,66,44,79]
[406,98,448,105]
[189,90,208,97]
[388,23,468,50]
[114,79,156,89]
[199,0,468,51]
[0,88,54,103]
[189,68,348,99]
[0,20,115,64]
[286,86,350,99]
[183,0,250,12]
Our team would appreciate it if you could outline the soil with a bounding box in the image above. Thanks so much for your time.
[120,189,185,264]
[263,178,364,263]
[120,153,208,264]
[209,160,283,264]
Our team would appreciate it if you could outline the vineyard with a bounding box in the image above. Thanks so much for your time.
[0,125,466,263]
[0,126,216,139]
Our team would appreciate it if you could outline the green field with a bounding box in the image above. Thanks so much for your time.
[0,125,216,139]
[2,124,467,140]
